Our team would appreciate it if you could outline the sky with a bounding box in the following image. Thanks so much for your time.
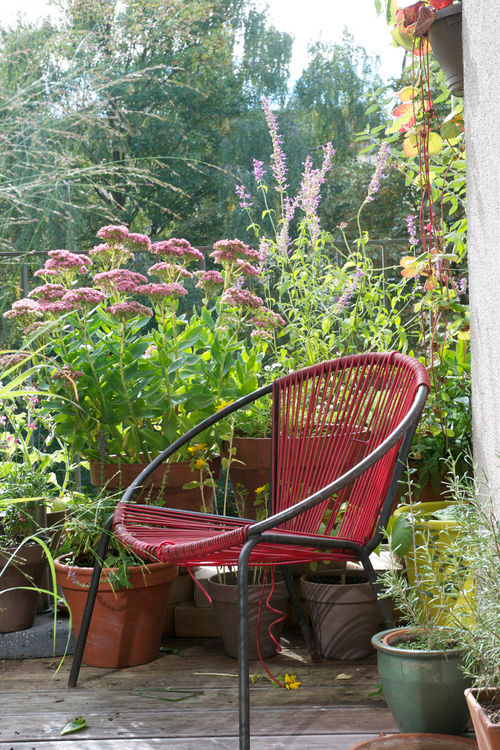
[0,0,405,84]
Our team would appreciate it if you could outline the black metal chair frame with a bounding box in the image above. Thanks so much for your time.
[68,373,428,750]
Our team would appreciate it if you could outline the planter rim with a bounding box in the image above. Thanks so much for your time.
[433,3,462,21]
[300,569,368,586]
[393,501,459,531]
[348,732,477,749]
[465,687,500,727]
[206,572,287,590]
[371,627,464,657]
[54,553,172,576]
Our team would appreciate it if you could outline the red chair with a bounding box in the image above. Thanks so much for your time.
[69,352,429,749]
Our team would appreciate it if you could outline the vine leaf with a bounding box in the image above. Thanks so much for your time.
[60,717,88,736]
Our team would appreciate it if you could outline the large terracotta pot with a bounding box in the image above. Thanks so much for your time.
[300,569,379,659]
[0,542,46,633]
[465,688,500,750]
[55,555,177,668]
[227,437,272,519]
[372,627,470,735]
[206,572,288,660]
[89,456,221,512]
[348,734,477,749]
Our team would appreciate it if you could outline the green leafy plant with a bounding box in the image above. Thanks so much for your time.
[4,227,282,463]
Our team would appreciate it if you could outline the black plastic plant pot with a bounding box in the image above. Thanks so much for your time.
[429,3,463,97]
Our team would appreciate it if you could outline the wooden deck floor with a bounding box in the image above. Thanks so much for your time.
[0,628,404,749]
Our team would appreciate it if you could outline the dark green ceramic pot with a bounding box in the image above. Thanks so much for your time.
[371,627,471,735]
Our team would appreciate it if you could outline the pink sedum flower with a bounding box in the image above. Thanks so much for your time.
[108,301,153,321]
[29,284,67,300]
[235,259,261,278]
[93,269,147,294]
[221,287,263,310]
[63,288,106,307]
[152,238,203,264]
[137,282,187,299]
[96,225,130,242]
[3,298,42,322]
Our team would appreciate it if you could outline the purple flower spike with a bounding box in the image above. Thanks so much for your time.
[253,159,265,182]
[262,96,288,193]
[366,142,390,201]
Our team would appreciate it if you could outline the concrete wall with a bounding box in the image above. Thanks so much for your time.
[463,2,500,509]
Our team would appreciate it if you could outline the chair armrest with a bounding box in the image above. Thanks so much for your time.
[247,383,428,536]
[121,383,273,503]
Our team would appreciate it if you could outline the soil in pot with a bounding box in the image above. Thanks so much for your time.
[55,556,177,668]
[348,734,477,749]
[300,569,379,659]
[0,542,47,633]
[89,457,221,511]
[206,571,288,660]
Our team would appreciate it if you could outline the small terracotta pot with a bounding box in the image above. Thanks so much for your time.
[89,457,221,511]
[55,556,177,668]
[348,733,477,749]
[227,437,271,519]
[465,688,500,750]
[206,572,288,660]
[0,543,47,633]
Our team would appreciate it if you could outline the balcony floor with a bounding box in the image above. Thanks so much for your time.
[0,628,405,749]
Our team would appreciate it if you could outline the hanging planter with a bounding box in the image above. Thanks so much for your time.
[428,3,463,97]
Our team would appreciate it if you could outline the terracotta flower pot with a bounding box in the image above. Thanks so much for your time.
[465,688,500,750]
[348,733,477,749]
[0,543,47,633]
[300,569,379,659]
[206,572,288,660]
[227,437,272,519]
[55,556,177,668]
[372,627,471,735]
[89,456,221,511]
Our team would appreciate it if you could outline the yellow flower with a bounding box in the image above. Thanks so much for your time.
[215,399,234,411]
[194,457,208,470]
[284,673,301,690]
[187,443,207,454]
[255,485,268,495]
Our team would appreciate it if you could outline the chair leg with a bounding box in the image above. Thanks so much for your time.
[238,538,259,750]
[358,549,395,629]
[68,517,112,688]
[280,566,321,662]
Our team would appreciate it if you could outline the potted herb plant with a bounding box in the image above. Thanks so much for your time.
[54,490,177,669]
[371,482,473,735]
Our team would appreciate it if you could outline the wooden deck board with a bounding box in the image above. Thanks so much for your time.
[0,634,398,747]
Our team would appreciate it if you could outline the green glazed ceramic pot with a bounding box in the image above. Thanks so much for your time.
[372,628,471,735]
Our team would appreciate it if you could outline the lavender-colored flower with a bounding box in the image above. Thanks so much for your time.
[262,96,288,193]
[221,287,263,310]
[152,238,203,264]
[96,225,130,242]
[235,183,253,209]
[456,277,467,296]
[253,159,265,182]
[29,284,67,300]
[297,142,335,244]
[93,269,147,294]
[258,238,272,264]
[137,282,187,299]
[63,288,106,308]
[405,214,418,245]
[334,268,365,313]
[108,301,153,320]
[366,142,390,202]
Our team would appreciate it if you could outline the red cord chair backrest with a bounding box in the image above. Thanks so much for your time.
[272,352,429,543]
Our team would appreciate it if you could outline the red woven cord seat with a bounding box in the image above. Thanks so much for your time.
[112,353,429,571]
